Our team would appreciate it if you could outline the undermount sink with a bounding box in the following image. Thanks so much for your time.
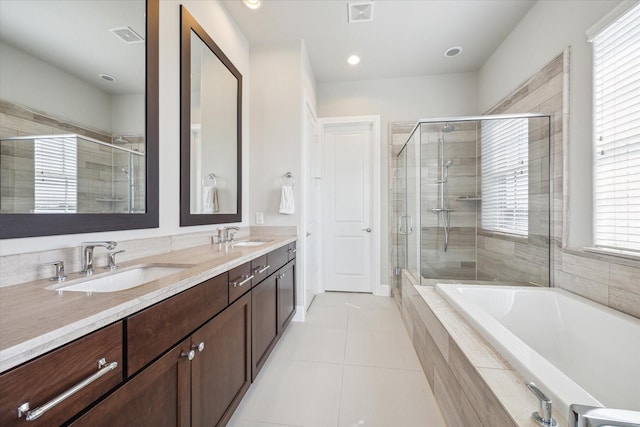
[232,239,273,247]
[48,264,192,293]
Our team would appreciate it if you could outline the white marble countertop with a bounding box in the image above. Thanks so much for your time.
[0,234,296,373]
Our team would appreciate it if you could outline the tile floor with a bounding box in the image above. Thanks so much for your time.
[227,292,446,427]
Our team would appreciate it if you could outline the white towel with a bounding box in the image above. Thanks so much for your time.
[203,186,218,214]
[279,185,295,215]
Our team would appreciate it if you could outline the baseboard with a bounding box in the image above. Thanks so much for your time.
[374,284,391,297]
[292,304,306,322]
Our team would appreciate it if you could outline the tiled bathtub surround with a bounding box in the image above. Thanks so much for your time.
[485,50,640,319]
[399,272,567,427]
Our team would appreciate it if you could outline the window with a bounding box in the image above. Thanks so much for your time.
[480,118,529,236]
[34,136,77,213]
[592,3,640,252]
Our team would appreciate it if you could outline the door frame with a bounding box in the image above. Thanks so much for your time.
[318,115,384,296]
[299,91,319,319]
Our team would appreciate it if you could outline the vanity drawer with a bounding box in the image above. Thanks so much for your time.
[127,273,228,376]
[0,322,123,427]
[250,255,270,287]
[268,245,289,273]
[229,262,252,304]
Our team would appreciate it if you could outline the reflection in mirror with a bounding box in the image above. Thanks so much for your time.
[1,135,144,213]
[180,6,242,226]
[0,0,158,238]
[189,32,238,215]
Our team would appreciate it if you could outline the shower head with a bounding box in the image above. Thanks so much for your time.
[445,160,453,167]
[119,167,129,176]
[113,136,131,145]
[442,123,455,133]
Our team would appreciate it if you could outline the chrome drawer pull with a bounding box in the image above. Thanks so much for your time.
[287,248,297,254]
[17,358,118,422]
[231,274,254,288]
[257,265,271,274]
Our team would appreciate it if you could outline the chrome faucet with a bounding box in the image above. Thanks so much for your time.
[222,226,240,242]
[569,404,640,427]
[81,241,117,275]
[527,382,557,427]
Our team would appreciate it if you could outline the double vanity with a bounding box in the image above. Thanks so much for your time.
[0,235,297,426]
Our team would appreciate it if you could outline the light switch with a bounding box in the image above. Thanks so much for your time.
[256,212,264,224]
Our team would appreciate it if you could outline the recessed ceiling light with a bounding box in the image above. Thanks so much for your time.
[444,46,463,58]
[347,55,360,65]
[242,0,262,10]
[99,73,117,83]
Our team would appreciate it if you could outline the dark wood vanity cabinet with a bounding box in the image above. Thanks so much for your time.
[3,241,295,427]
[251,273,279,380]
[69,338,192,427]
[252,257,297,381]
[192,292,251,427]
[277,260,296,334]
[0,322,123,427]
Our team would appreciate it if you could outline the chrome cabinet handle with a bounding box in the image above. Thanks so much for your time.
[230,274,254,288]
[362,227,372,232]
[17,358,118,421]
[181,350,196,361]
[193,341,205,352]
[253,265,270,274]
[287,248,297,254]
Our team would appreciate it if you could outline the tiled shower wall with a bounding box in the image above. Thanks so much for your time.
[389,116,550,286]
[420,122,478,280]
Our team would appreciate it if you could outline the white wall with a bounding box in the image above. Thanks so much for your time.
[249,40,317,308]
[317,72,478,286]
[0,0,250,256]
[111,94,145,136]
[0,41,112,133]
[477,0,622,248]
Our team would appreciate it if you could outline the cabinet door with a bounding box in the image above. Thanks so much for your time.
[69,339,192,427]
[277,261,296,334]
[251,274,278,381]
[191,292,251,427]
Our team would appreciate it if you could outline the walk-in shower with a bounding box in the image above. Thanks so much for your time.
[392,114,551,289]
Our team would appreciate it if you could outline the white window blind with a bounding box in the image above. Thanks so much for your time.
[592,4,640,252]
[34,136,77,213]
[481,119,529,235]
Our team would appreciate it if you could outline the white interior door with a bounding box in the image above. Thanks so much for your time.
[303,104,319,310]
[322,121,374,293]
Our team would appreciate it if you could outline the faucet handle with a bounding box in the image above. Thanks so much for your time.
[527,382,557,427]
[106,250,125,270]
[41,261,67,282]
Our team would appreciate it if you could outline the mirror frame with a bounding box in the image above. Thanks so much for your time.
[0,0,159,239]
[180,5,242,226]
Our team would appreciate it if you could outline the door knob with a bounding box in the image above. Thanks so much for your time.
[306,232,311,237]
[362,228,372,232]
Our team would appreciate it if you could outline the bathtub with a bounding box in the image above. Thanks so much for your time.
[435,284,640,418]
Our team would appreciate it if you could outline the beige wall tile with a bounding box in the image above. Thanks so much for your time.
[556,271,609,306]
[609,287,640,319]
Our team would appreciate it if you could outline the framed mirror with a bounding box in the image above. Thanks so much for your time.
[0,0,159,238]
[180,6,242,226]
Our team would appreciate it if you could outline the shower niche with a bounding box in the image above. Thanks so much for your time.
[392,115,551,288]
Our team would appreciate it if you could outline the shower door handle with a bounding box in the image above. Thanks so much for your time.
[399,216,413,235]
[361,228,372,233]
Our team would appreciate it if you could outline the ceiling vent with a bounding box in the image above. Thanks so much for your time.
[109,27,144,44]
[348,1,374,24]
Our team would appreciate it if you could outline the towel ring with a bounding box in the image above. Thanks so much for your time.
[202,173,217,187]
[281,172,295,187]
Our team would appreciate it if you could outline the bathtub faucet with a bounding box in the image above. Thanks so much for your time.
[526,382,557,427]
[569,404,640,427]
